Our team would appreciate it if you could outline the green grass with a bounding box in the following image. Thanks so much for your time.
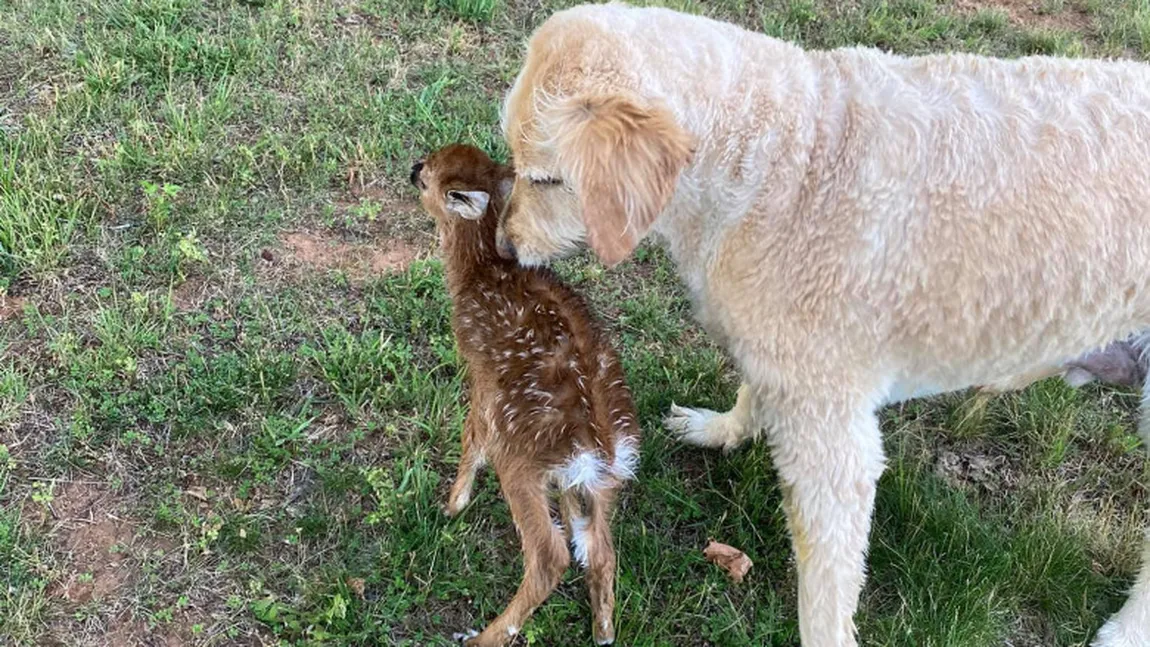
[0,0,1147,645]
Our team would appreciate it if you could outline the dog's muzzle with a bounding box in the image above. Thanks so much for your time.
[496,230,516,260]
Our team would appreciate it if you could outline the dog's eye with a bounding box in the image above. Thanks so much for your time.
[530,177,563,186]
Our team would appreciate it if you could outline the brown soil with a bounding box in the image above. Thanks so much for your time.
[170,278,205,312]
[41,481,199,647]
[1,294,26,320]
[279,231,421,281]
[106,616,199,647]
[48,482,133,606]
[952,0,1093,32]
[934,447,1016,493]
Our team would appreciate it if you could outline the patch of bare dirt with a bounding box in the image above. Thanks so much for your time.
[106,614,199,647]
[1006,616,1050,647]
[37,481,200,647]
[934,447,1018,493]
[277,230,422,281]
[0,294,26,320]
[170,277,205,312]
[46,482,135,605]
[953,0,1093,32]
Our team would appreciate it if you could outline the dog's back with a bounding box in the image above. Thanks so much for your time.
[509,3,1150,393]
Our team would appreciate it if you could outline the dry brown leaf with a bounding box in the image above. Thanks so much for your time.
[346,577,366,599]
[185,486,209,502]
[703,540,752,583]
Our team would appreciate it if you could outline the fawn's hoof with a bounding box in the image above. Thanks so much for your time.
[594,619,615,645]
[452,629,479,644]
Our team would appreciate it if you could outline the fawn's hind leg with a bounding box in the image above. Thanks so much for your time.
[583,488,619,645]
[560,487,620,645]
[464,473,569,647]
[446,406,487,516]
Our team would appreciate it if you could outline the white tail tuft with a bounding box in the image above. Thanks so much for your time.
[553,450,610,491]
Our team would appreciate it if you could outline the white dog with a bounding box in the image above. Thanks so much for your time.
[495,3,1150,645]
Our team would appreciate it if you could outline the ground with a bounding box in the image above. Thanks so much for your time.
[1,0,1148,645]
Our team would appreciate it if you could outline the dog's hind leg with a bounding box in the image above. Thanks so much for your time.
[765,391,886,647]
[665,383,757,452]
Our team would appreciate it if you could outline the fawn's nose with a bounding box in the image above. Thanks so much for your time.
[409,161,424,188]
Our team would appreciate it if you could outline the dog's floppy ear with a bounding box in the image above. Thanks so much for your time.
[546,94,693,266]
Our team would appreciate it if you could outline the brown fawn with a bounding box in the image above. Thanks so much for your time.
[410,144,639,646]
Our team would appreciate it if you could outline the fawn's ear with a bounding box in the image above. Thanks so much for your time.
[545,93,693,266]
[445,190,490,220]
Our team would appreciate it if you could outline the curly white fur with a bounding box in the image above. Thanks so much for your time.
[499,4,1150,646]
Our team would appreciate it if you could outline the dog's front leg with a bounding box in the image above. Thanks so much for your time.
[766,393,886,647]
[1094,531,1150,647]
[665,383,757,452]
[1092,378,1150,647]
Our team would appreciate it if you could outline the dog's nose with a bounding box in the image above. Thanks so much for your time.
[496,233,516,260]
[409,161,424,187]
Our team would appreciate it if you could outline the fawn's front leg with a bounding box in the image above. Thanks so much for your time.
[446,406,487,516]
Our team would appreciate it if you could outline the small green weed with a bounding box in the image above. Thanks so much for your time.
[0,147,92,281]
[442,0,500,22]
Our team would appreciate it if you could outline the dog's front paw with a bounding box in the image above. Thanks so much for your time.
[1093,616,1149,647]
[665,403,718,443]
[665,403,746,452]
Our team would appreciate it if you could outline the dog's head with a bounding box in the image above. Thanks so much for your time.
[497,91,693,267]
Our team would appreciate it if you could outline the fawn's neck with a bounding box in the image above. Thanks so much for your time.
[442,218,508,296]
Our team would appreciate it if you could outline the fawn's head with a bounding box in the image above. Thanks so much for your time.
[410,144,514,258]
